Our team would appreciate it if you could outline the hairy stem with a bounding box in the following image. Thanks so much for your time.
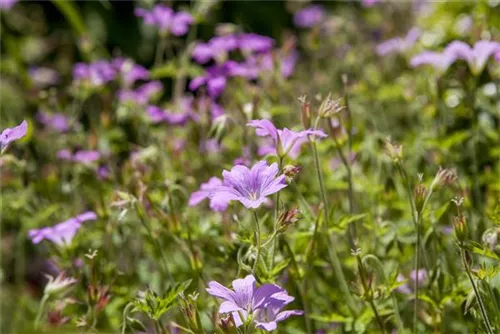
[310,137,358,315]
[461,248,494,334]
[252,211,262,274]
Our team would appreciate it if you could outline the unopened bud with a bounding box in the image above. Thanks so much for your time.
[433,167,457,188]
[283,165,301,182]
[277,208,301,233]
[298,95,311,129]
[453,214,467,243]
[414,183,427,213]
[385,138,403,163]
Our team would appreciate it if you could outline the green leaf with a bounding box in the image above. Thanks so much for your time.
[310,313,353,323]
[464,242,500,260]
[329,213,367,233]
[51,0,87,36]
[132,280,192,320]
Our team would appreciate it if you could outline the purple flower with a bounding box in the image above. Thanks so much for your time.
[446,40,500,75]
[0,120,27,150]
[73,150,101,164]
[395,274,411,294]
[192,35,239,64]
[189,63,231,97]
[362,0,380,7]
[294,5,325,28]
[238,33,275,54]
[206,275,302,331]
[209,160,287,209]
[28,212,97,246]
[135,5,193,36]
[29,67,60,88]
[189,177,227,211]
[58,150,101,164]
[73,61,116,87]
[376,28,421,56]
[410,48,458,73]
[113,58,149,86]
[280,50,299,78]
[248,119,327,159]
[410,269,427,286]
[0,0,17,11]
[146,103,196,125]
[118,81,163,105]
[496,51,500,63]
[37,111,69,132]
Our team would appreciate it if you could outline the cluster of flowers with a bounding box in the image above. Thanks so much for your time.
[206,275,303,331]
[189,119,326,211]
[190,33,298,98]
[411,40,500,75]
[72,57,149,88]
[135,4,193,36]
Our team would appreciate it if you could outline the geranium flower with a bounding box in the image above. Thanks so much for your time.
[248,119,327,159]
[37,111,69,132]
[28,212,97,246]
[72,61,116,87]
[112,58,149,86]
[118,81,163,105]
[376,27,421,56]
[188,177,227,211]
[447,40,500,75]
[135,5,193,36]
[206,275,302,331]
[209,160,287,209]
[294,5,325,28]
[0,120,28,151]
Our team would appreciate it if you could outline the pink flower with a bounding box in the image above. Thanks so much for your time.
[248,119,327,159]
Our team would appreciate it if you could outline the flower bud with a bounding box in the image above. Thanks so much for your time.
[483,228,500,250]
[44,273,77,297]
[283,165,301,182]
[384,139,403,163]
[318,93,344,118]
[277,208,301,233]
[433,167,457,188]
[414,183,427,213]
[453,214,467,243]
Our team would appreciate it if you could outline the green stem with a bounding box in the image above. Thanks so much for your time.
[413,224,421,333]
[363,254,405,333]
[460,248,494,334]
[34,294,49,330]
[135,203,173,281]
[270,156,284,269]
[252,211,262,274]
[310,137,358,315]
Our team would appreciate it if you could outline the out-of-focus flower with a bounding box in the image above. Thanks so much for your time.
[238,33,275,55]
[200,139,222,154]
[189,177,226,211]
[135,4,193,36]
[248,119,327,159]
[44,273,77,296]
[410,49,458,73]
[146,104,196,125]
[411,40,500,75]
[447,40,500,75]
[0,120,28,151]
[294,5,325,28]
[118,81,163,105]
[432,167,457,188]
[113,58,149,86]
[28,212,97,246]
[206,275,302,331]
[97,166,110,180]
[396,274,412,294]
[0,0,17,11]
[362,0,380,7]
[189,63,233,97]
[37,111,69,132]
[73,61,116,87]
[29,67,60,88]
[209,160,287,209]
[376,28,421,56]
[410,269,428,287]
[57,150,101,164]
[192,35,239,64]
